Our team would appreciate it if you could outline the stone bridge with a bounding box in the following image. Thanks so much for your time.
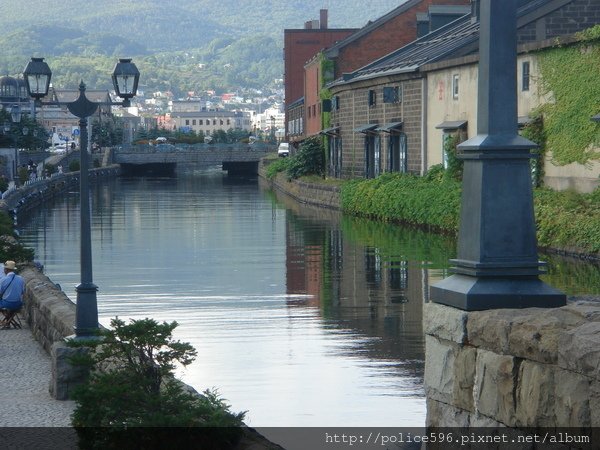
[112,143,275,175]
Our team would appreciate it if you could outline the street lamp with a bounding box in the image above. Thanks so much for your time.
[270,115,276,143]
[430,0,565,310]
[4,104,22,184]
[23,56,140,338]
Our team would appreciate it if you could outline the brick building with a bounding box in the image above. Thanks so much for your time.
[323,0,470,79]
[328,0,599,180]
[283,10,357,143]
[299,0,470,149]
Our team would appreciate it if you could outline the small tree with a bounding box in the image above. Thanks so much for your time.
[286,136,325,179]
[70,318,245,449]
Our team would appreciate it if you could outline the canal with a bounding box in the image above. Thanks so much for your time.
[17,170,600,430]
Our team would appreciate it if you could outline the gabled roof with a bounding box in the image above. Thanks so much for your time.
[324,0,424,58]
[333,0,576,86]
[333,14,476,85]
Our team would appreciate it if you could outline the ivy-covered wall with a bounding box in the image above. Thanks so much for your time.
[537,25,600,166]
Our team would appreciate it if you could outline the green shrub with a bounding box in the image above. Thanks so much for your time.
[18,167,29,184]
[339,173,600,255]
[534,188,600,254]
[443,134,463,181]
[70,318,245,449]
[341,172,462,233]
[265,157,291,180]
[69,159,80,172]
[286,136,325,180]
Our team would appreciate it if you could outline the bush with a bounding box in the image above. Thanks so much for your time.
[285,136,325,180]
[443,134,463,181]
[265,157,291,180]
[69,318,245,449]
[18,167,29,184]
[341,172,462,232]
[534,187,600,254]
[340,172,600,255]
[69,159,80,172]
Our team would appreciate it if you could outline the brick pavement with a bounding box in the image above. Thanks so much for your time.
[0,320,78,449]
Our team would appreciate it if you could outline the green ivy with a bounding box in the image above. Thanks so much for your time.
[443,134,463,181]
[520,112,546,187]
[339,173,600,256]
[537,26,600,165]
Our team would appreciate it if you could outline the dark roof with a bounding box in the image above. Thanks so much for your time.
[320,126,340,136]
[324,0,423,58]
[325,1,471,59]
[354,124,379,134]
[592,114,600,122]
[332,0,575,86]
[435,120,468,130]
[337,14,477,84]
[377,122,404,132]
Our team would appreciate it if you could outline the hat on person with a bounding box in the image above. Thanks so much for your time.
[4,261,17,271]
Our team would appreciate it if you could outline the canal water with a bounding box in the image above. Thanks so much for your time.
[17,170,600,430]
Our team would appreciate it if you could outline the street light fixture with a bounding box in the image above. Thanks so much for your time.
[8,104,22,184]
[23,56,141,338]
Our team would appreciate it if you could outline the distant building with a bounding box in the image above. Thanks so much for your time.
[169,110,251,135]
[34,87,113,147]
[169,100,206,112]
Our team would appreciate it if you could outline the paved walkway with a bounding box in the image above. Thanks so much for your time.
[1,321,75,427]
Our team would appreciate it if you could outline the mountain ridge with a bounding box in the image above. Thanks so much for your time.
[0,0,405,94]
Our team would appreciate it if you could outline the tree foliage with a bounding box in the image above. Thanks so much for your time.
[69,317,245,449]
[286,137,326,179]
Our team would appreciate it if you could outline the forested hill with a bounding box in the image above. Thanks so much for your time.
[0,0,402,94]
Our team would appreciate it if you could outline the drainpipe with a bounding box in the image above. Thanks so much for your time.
[421,77,428,175]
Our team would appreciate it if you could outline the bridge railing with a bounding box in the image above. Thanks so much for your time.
[116,143,274,153]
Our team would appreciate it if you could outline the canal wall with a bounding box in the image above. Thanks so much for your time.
[0,165,120,214]
[424,301,600,428]
[258,159,341,209]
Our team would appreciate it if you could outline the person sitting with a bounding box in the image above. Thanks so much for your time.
[0,260,25,313]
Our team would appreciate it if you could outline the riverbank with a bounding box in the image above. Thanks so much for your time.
[6,168,282,449]
[258,160,600,261]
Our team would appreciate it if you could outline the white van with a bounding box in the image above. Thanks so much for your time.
[277,142,290,157]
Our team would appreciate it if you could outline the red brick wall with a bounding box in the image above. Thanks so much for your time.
[284,29,357,106]
[304,58,322,137]
[335,0,469,77]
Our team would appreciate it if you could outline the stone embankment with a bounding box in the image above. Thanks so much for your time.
[424,300,600,428]
[258,159,340,210]
[0,166,120,213]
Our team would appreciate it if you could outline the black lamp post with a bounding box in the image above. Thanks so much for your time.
[4,104,22,184]
[430,0,565,310]
[270,115,276,143]
[23,57,140,337]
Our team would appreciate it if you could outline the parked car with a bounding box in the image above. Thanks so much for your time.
[50,144,67,154]
[277,142,290,157]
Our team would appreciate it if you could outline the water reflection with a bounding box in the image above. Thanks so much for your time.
[16,171,600,430]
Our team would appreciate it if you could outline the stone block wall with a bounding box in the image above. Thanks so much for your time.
[258,160,341,210]
[424,301,600,428]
